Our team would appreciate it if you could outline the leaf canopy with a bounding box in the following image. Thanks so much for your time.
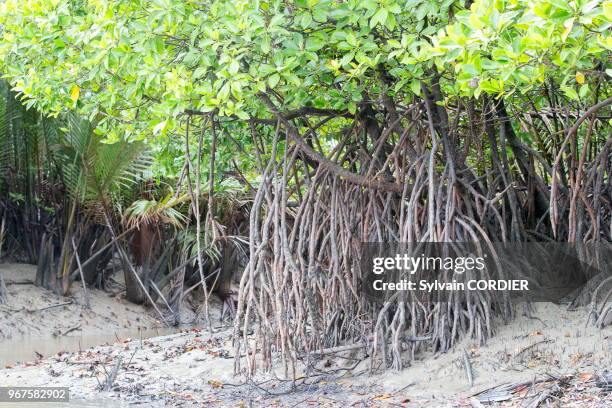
[0,0,609,148]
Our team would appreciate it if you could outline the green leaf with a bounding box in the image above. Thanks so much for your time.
[268,73,280,88]
[153,120,167,135]
[370,8,388,28]
[578,84,589,99]
[561,85,578,100]
[312,8,327,22]
[261,36,271,54]
[305,37,325,52]
[235,109,250,120]
[300,12,313,28]
[348,101,357,114]
[340,51,355,66]
[229,60,240,75]
[548,0,571,11]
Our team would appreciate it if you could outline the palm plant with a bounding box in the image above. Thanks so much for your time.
[51,114,151,216]
[123,192,189,230]
[0,80,48,262]
[122,191,189,304]
[40,113,152,294]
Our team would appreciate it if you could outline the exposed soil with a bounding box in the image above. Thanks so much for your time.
[0,262,163,340]
[0,263,610,407]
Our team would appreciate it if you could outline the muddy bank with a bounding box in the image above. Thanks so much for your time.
[0,262,179,367]
[0,263,165,339]
[1,302,610,407]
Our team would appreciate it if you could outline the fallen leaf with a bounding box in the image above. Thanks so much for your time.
[208,379,223,389]
[70,85,80,103]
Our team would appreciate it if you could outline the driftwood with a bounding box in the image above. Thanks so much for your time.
[471,375,576,406]
[513,339,554,361]
[52,324,82,337]
[524,387,556,408]
[304,334,432,359]
[26,300,73,313]
[4,279,34,285]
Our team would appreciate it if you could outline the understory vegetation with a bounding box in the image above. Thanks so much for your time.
[0,0,610,379]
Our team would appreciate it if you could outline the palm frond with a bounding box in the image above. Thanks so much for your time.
[47,112,152,222]
[123,192,189,229]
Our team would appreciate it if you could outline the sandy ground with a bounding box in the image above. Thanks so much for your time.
[0,263,163,340]
[0,263,610,406]
[0,262,180,368]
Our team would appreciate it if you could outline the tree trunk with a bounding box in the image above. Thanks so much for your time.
[124,263,145,304]
[125,223,156,304]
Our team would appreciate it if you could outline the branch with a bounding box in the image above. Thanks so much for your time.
[566,96,612,138]
[259,93,404,193]
[183,107,353,125]
[550,96,612,237]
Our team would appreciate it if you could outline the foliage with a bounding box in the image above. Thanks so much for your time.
[0,1,609,144]
[53,113,152,222]
[0,3,608,230]
[123,193,189,228]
